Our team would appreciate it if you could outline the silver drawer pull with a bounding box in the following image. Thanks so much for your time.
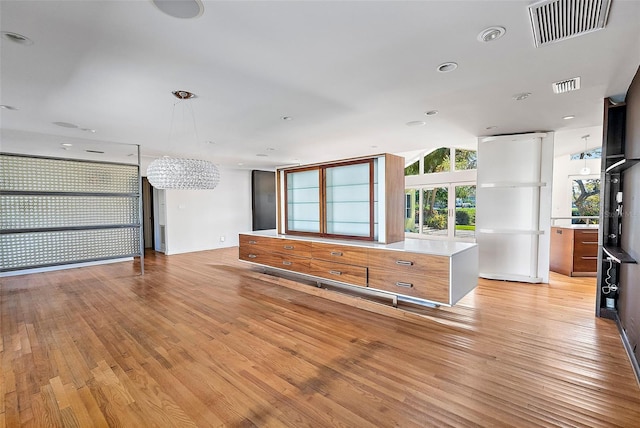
[248,254,257,258]
[396,260,414,266]
[329,270,342,276]
[283,245,294,250]
[282,261,292,266]
[581,241,598,245]
[330,251,343,256]
[581,256,598,260]
[395,282,413,288]
[248,240,257,244]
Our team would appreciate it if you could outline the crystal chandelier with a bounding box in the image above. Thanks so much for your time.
[146,90,221,190]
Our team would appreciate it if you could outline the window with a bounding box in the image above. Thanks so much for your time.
[423,148,450,174]
[572,178,600,224]
[405,147,477,177]
[570,147,602,161]
[455,149,477,171]
[405,160,419,176]
[404,147,477,241]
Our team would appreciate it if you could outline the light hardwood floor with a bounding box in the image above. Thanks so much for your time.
[1,247,639,427]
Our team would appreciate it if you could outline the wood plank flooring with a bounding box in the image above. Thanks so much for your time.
[1,247,639,427]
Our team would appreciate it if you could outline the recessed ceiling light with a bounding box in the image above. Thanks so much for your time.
[152,0,204,19]
[406,121,426,127]
[172,90,196,100]
[437,62,458,73]
[486,125,498,130]
[238,162,244,166]
[1,31,33,46]
[80,128,96,133]
[206,140,216,144]
[53,122,78,128]
[61,143,73,147]
[513,92,531,101]
[266,147,275,151]
[0,105,19,110]
[477,26,506,42]
[282,116,293,121]
[563,115,575,120]
[424,110,438,116]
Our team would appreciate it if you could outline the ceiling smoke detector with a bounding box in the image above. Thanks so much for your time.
[172,90,196,100]
[553,77,581,94]
[528,0,612,47]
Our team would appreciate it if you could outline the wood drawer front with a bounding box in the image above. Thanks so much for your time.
[239,247,309,273]
[310,242,368,266]
[572,255,597,273]
[573,240,598,259]
[275,239,312,258]
[368,269,450,304]
[574,229,599,241]
[239,234,312,258]
[308,259,367,287]
[367,250,450,304]
[239,234,283,251]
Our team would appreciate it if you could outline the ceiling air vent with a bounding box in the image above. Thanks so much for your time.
[528,0,612,47]
[553,77,581,93]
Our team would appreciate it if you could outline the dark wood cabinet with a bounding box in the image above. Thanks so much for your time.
[550,226,598,277]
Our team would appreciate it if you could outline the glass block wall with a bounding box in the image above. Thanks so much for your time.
[0,154,142,272]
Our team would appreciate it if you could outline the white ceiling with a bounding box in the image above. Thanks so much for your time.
[1,0,639,169]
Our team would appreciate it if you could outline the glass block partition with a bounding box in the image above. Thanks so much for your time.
[0,153,142,272]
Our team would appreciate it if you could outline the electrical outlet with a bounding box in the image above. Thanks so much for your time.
[219,235,225,242]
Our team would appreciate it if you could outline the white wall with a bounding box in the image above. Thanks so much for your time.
[163,167,252,255]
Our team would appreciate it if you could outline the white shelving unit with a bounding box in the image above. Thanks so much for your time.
[476,132,554,283]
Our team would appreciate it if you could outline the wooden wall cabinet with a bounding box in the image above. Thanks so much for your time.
[277,154,405,244]
[550,226,599,277]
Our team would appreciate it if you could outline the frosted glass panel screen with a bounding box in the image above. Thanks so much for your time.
[326,163,371,236]
[286,169,320,233]
[1,228,140,271]
[1,195,138,229]
[0,155,138,193]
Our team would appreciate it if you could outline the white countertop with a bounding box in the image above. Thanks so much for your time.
[243,230,477,257]
[552,225,600,230]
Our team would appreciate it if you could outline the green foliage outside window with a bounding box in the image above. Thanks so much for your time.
[572,179,600,224]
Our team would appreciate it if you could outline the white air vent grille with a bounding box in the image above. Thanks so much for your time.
[528,0,612,47]
[553,77,581,93]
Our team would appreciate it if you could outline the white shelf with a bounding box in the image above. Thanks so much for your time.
[478,229,544,235]
[479,181,547,188]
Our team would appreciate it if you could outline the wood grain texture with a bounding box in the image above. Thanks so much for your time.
[310,242,368,266]
[383,153,406,245]
[368,249,450,304]
[2,247,640,427]
[240,233,313,257]
[307,259,368,287]
[550,227,573,276]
